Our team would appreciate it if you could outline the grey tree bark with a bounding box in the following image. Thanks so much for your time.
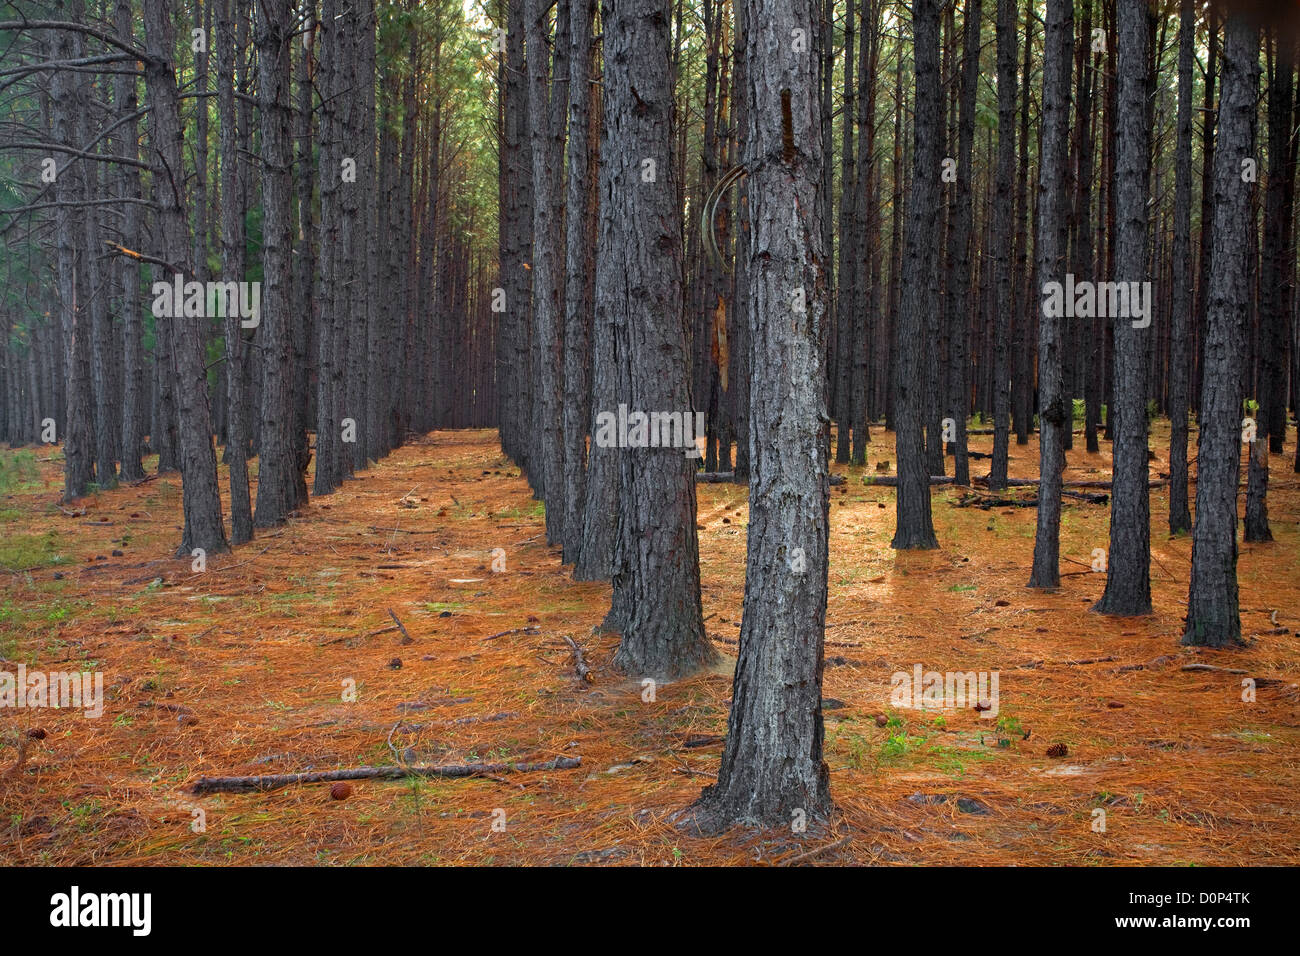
[1093,0,1152,616]
[892,0,940,550]
[1027,0,1072,588]
[945,0,979,488]
[690,0,832,831]
[314,0,340,498]
[599,0,713,680]
[989,0,1015,491]
[1167,0,1194,535]
[50,6,93,501]
[561,0,595,565]
[253,0,302,528]
[217,0,253,543]
[834,0,856,464]
[113,0,145,482]
[1184,9,1258,649]
[524,0,567,541]
[1245,31,1295,542]
[143,0,228,557]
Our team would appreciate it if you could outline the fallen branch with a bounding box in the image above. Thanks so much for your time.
[1016,656,1117,670]
[777,835,852,867]
[562,635,593,682]
[480,625,541,642]
[387,608,414,643]
[983,476,1168,490]
[1181,663,1248,675]
[954,490,1109,509]
[190,756,582,794]
[1115,654,1177,673]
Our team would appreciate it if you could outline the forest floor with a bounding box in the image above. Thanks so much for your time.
[1,423,1297,866]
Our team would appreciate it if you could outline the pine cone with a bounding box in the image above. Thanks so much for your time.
[1046,743,1068,758]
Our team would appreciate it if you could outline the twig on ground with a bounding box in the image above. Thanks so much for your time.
[561,635,592,682]
[189,756,582,794]
[387,608,414,643]
[480,625,541,642]
[777,835,851,867]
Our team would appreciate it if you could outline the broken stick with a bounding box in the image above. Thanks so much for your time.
[387,608,414,643]
[190,756,582,794]
[562,634,593,682]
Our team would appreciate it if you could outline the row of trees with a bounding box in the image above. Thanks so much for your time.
[0,0,498,552]
[499,0,1296,830]
[1,0,1295,832]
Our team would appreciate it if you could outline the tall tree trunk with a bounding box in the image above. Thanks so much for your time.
[1193,9,1219,420]
[1075,0,1099,456]
[1167,0,1194,534]
[292,0,317,502]
[114,0,146,482]
[835,0,856,464]
[850,0,878,466]
[989,0,1016,490]
[143,0,229,557]
[1184,9,1258,649]
[1027,0,1073,588]
[525,0,566,540]
[600,0,713,679]
[1011,0,1034,447]
[892,0,940,550]
[731,0,753,481]
[218,0,253,542]
[1094,0,1153,616]
[253,0,302,527]
[562,0,595,564]
[1245,31,1295,541]
[944,0,979,487]
[314,0,339,498]
[691,0,831,831]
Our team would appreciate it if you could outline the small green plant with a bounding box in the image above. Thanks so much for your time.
[0,450,40,493]
[994,713,1024,747]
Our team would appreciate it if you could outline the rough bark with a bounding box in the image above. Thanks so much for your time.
[1245,31,1294,541]
[691,0,832,831]
[989,0,1015,491]
[892,0,940,549]
[1184,10,1258,648]
[143,0,228,557]
[253,0,301,528]
[113,0,145,482]
[1167,0,1194,534]
[524,0,566,539]
[1094,0,1153,616]
[562,0,596,564]
[600,0,713,680]
[49,6,93,501]
[1027,0,1073,588]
